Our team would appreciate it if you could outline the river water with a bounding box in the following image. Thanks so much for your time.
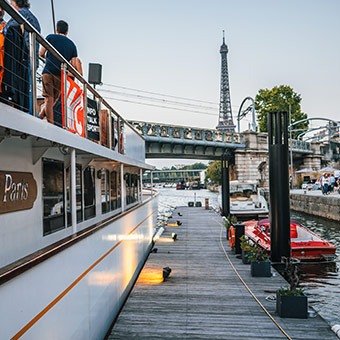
[157,188,340,326]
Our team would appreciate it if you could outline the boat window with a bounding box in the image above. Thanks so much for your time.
[66,165,83,225]
[42,160,65,236]
[101,169,110,214]
[230,184,256,198]
[125,173,131,205]
[110,170,118,210]
[84,167,96,220]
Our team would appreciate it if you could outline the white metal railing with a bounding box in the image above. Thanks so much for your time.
[0,0,144,156]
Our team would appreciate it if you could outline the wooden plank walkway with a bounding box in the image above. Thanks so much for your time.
[108,207,337,340]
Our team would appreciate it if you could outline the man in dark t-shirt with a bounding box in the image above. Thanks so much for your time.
[39,20,77,124]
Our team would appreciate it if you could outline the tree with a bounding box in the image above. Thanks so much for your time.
[255,85,308,139]
[206,161,221,185]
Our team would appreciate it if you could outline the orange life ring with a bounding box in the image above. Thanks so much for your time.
[228,225,236,248]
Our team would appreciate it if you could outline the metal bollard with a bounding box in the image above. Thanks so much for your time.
[205,198,209,209]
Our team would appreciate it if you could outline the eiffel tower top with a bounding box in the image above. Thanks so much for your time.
[220,30,228,53]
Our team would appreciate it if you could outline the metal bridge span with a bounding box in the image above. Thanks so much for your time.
[129,120,313,160]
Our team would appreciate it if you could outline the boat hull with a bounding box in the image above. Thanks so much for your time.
[0,196,158,340]
[245,220,336,261]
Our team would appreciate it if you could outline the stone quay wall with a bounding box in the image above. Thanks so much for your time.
[290,192,340,222]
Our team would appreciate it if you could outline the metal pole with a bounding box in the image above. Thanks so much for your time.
[120,164,125,212]
[252,100,256,132]
[108,110,113,150]
[62,63,67,128]
[289,104,293,189]
[50,0,56,33]
[71,148,77,234]
[151,171,154,197]
[98,98,102,145]
[83,83,88,139]
[29,32,37,116]
[140,169,143,202]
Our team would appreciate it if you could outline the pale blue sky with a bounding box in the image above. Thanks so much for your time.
[18,1,340,166]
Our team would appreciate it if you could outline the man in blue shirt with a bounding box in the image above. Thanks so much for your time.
[39,20,78,125]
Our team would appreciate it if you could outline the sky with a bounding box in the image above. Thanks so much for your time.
[14,0,340,168]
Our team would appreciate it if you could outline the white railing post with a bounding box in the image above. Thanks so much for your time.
[151,171,154,197]
[121,163,125,212]
[62,63,67,128]
[71,148,77,234]
[140,169,143,201]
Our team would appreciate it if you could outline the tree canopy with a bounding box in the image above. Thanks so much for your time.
[206,161,221,185]
[255,85,308,139]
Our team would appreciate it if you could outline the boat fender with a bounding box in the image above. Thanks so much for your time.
[228,225,236,248]
[331,324,340,338]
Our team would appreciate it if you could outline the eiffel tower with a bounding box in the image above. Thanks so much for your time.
[216,31,235,132]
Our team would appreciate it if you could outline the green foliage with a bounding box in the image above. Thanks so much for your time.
[279,286,304,296]
[206,161,221,185]
[239,235,255,252]
[255,85,308,139]
[248,241,270,263]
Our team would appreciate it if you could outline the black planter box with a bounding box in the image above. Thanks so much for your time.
[276,291,308,319]
[250,261,271,277]
[242,250,252,264]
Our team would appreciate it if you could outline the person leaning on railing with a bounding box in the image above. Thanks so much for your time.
[0,6,6,93]
[39,20,79,125]
[1,0,40,113]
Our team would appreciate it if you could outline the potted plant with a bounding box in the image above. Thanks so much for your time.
[248,242,271,277]
[276,257,308,318]
[239,235,254,264]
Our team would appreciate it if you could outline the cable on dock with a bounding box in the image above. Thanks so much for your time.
[215,219,293,340]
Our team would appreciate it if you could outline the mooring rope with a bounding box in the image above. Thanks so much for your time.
[215,218,293,340]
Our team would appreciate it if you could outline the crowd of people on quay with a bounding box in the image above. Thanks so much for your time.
[319,173,340,195]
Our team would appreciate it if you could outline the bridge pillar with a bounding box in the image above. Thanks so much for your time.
[221,154,230,217]
[268,111,291,263]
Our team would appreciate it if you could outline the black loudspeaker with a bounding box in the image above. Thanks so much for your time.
[88,63,102,85]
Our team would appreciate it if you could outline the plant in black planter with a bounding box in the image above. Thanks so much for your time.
[248,241,271,277]
[276,257,308,319]
[239,235,255,264]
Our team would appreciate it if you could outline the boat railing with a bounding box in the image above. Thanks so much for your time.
[0,0,145,162]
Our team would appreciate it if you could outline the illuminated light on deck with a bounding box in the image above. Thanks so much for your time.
[138,268,164,284]
[155,237,175,243]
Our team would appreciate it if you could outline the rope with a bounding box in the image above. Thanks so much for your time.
[215,218,293,340]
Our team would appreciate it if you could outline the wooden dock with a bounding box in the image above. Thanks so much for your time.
[108,207,337,340]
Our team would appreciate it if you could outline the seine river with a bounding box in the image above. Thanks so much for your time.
[157,188,340,327]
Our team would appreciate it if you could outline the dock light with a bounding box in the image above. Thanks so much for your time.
[171,232,177,241]
[150,247,158,253]
[176,220,182,226]
[178,212,183,216]
[163,267,172,280]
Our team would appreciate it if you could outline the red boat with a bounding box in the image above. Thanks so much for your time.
[244,219,336,261]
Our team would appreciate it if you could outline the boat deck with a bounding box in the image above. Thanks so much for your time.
[108,207,337,340]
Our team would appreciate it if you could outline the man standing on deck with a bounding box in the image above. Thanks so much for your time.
[0,6,6,93]
[39,20,78,125]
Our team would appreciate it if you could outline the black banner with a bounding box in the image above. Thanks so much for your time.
[87,97,99,141]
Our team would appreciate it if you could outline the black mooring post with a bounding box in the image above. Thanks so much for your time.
[221,154,230,217]
[268,111,291,263]
[221,155,225,216]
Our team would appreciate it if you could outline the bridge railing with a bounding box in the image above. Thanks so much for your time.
[130,121,242,145]
[289,139,312,152]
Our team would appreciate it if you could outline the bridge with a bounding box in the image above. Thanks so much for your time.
[129,120,331,187]
[129,121,245,160]
[142,169,206,184]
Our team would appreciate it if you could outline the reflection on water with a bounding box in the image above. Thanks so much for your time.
[156,190,340,326]
[291,211,340,325]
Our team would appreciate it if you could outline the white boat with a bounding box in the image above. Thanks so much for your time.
[219,180,269,221]
[0,5,158,340]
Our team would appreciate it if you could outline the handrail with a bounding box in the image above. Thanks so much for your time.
[0,0,144,142]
